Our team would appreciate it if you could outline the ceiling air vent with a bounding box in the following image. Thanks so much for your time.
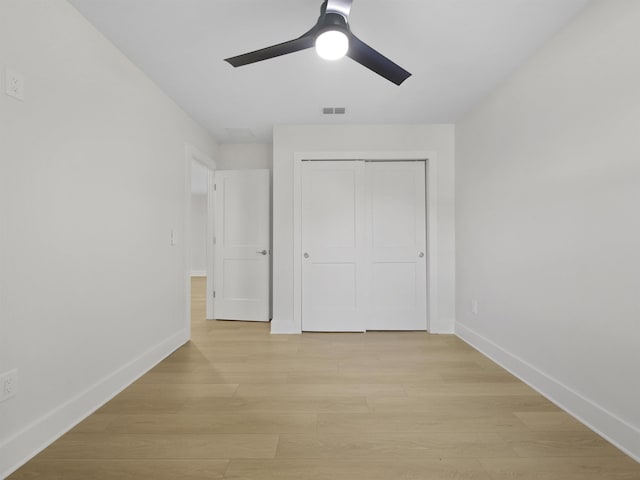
[323,107,346,115]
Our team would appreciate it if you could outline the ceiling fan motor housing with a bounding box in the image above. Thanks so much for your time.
[317,11,350,36]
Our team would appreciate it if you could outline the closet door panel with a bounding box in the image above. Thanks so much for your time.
[301,161,367,332]
[366,162,427,330]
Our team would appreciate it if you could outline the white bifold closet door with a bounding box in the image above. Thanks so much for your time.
[301,161,426,332]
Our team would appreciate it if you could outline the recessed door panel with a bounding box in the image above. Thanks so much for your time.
[222,258,266,300]
[371,262,417,310]
[372,169,416,248]
[310,263,356,309]
[309,170,357,248]
[223,175,263,247]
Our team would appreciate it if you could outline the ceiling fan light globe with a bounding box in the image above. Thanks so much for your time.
[315,30,349,60]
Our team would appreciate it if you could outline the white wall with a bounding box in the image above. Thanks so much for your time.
[217,143,272,170]
[456,0,640,461]
[272,124,455,334]
[190,193,207,275]
[0,1,217,476]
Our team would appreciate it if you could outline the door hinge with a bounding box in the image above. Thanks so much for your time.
[214,184,217,191]
[213,236,216,245]
[213,291,216,298]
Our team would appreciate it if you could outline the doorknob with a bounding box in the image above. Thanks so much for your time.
[304,252,310,259]
[418,252,425,258]
[256,250,268,255]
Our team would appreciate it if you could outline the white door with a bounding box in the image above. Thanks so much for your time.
[300,161,426,331]
[366,162,426,330]
[214,170,270,321]
[301,161,367,332]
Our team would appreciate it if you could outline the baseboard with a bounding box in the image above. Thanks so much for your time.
[429,328,455,334]
[270,321,453,335]
[429,317,456,335]
[0,329,189,478]
[455,322,640,462]
[270,319,301,335]
[190,271,206,277]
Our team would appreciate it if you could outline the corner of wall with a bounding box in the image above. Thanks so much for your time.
[0,330,189,478]
[455,322,640,463]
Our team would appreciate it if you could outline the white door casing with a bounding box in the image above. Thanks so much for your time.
[300,160,427,332]
[301,161,367,332]
[214,169,270,321]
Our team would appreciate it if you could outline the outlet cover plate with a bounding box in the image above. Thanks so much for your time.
[0,369,18,402]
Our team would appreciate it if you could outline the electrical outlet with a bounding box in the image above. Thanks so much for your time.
[0,369,18,402]
[5,69,24,101]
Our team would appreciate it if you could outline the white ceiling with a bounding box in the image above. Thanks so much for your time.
[68,0,590,144]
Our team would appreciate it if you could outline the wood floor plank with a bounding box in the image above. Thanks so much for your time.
[120,383,239,398]
[338,360,492,375]
[225,459,493,480]
[438,370,520,383]
[480,456,640,479]
[103,413,317,434]
[94,397,186,415]
[180,395,370,414]
[286,370,444,384]
[135,371,288,385]
[512,411,591,432]
[242,359,341,373]
[317,411,529,434]
[499,431,624,457]
[235,383,406,397]
[368,395,559,413]
[405,382,536,397]
[9,459,229,480]
[276,432,518,459]
[35,433,278,459]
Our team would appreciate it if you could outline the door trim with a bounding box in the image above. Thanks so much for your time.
[292,151,438,334]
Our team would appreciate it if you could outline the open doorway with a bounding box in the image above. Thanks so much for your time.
[185,145,216,336]
[190,160,210,330]
[190,161,209,278]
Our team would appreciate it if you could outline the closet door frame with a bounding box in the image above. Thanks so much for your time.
[292,151,438,334]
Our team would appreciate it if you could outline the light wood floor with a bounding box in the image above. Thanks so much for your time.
[10,277,639,479]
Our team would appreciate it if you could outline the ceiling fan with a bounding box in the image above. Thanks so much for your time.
[224,0,411,86]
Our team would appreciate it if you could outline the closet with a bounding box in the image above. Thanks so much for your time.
[301,160,426,331]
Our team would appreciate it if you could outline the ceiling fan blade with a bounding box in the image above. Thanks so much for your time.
[326,0,353,17]
[225,35,316,67]
[347,35,411,86]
